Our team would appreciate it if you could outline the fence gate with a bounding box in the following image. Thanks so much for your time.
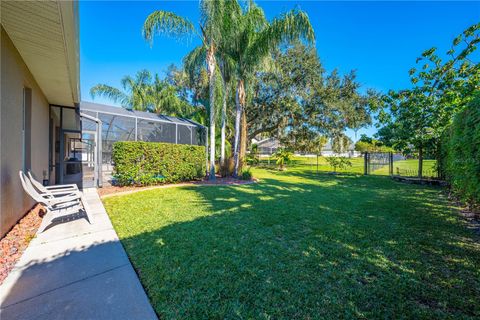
[364,152,393,175]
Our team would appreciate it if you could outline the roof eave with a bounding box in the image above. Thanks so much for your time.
[58,1,80,104]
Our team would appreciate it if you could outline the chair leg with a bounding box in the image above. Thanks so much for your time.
[80,195,94,224]
[38,209,53,233]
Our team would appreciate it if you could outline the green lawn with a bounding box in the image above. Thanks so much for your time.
[104,167,479,319]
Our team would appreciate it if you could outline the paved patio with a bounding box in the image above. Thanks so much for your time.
[0,188,157,320]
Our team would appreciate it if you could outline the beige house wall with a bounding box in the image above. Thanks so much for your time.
[1,27,50,237]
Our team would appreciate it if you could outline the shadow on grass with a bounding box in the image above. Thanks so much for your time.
[107,172,480,319]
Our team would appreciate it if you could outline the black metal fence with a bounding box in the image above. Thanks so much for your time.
[364,152,393,175]
[364,152,438,178]
[395,167,439,179]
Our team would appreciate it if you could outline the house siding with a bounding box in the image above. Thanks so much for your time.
[1,27,50,237]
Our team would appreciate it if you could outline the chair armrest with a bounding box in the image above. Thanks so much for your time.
[49,190,79,196]
[45,184,78,190]
[49,194,81,205]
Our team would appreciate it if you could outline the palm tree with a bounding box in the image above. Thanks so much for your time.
[90,69,152,111]
[217,52,236,169]
[143,2,228,180]
[225,2,316,176]
[183,39,236,171]
[149,74,193,116]
[90,70,190,117]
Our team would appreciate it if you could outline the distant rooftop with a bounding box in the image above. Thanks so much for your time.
[80,101,204,128]
[256,137,355,151]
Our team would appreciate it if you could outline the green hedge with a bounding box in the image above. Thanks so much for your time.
[112,141,206,186]
[440,93,480,207]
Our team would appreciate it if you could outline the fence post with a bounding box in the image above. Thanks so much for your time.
[364,152,368,175]
[389,152,393,176]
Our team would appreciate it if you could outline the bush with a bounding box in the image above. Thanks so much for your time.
[274,148,293,170]
[325,156,352,173]
[112,141,206,186]
[440,94,480,207]
[240,167,253,180]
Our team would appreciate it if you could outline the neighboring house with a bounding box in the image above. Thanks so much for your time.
[321,141,361,158]
[1,1,80,237]
[254,138,361,158]
[255,137,281,155]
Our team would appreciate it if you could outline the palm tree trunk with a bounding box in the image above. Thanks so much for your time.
[207,47,216,180]
[233,79,244,177]
[239,108,247,171]
[220,77,228,168]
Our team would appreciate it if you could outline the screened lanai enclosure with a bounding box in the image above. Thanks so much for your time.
[48,102,206,188]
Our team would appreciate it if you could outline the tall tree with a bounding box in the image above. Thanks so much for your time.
[380,23,479,178]
[183,37,236,171]
[224,1,315,176]
[143,2,228,180]
[248,43,323,141]
[249,42,376,154]
[217,54,235,169]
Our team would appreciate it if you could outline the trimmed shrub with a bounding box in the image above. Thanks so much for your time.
[240,167,253,180]
[440,93,480,207]
[112,141,206,186]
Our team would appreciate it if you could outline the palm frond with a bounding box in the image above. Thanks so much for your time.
[246,9,315,71]
[135,69,153,84]
[143,10,195,43]
[90,84,130,108]
[120,71,153,111]
[183,45,207,81]
[217,53,236,83]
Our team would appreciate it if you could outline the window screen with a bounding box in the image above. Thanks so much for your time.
[99,113,136,164]
[193,127,206,146]
[81,117,97,132]
[137,119,176,143]
[177,125,193,145]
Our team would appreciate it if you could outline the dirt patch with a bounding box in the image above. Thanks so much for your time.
[99,177,257,198]
[446,193,480,237]
[0,204,45,284]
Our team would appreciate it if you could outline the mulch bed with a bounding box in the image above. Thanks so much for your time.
[98,176,256,198]
[392,175,448,186]
[0,204,45,284]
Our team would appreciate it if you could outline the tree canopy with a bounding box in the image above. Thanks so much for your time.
[90,69,192,117]
[248,42,377,153]
[378,22,479,177]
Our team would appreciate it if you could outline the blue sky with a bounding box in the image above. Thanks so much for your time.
[80,1,480,141]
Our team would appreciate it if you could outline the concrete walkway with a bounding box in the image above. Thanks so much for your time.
[0,189,157,320]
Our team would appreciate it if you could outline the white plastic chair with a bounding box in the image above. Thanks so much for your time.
[19,171,93,232]
[27,171,79,196]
